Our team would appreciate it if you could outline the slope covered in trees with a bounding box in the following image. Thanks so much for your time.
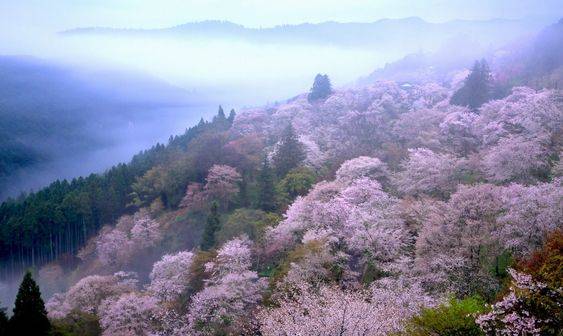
[0,56,205,200]
[361,18,563,92]
[0,112,233,279]
[0,21,562,335]
[0,65,552,335]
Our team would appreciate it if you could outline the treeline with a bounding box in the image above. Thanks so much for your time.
[0,108,233,279]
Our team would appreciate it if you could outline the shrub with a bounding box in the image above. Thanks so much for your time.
[402,296,486,336]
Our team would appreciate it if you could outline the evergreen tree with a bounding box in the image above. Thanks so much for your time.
[9,271,50,336]
[273,124,306,178]
[450,59,493,110]
[0,307,7,336]
[258,156,276,212]
[217,105,226,119]
[228,109,236,124]
[213,105,231,130]
[201,201,220,251]
[308,73,332,102]
[238,174,249,207]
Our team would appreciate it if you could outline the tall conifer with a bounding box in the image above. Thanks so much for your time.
[201,201,221,251]
[273,124,306,178]
[9,271,50,336]
[258,156,276,211]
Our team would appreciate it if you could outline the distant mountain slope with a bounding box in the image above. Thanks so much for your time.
[494,18,563,89]
[0,56,203,200]
[360,18,563,89]
[62,17,549,50]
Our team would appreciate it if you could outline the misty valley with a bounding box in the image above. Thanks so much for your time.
[0,3,562,336]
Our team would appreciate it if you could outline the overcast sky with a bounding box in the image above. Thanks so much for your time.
[1,0,561,32]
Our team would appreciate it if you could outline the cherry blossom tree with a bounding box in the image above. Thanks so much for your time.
[497,180,562,255]
[438,108,480,155]
[267,159,411,283]
[179,183,205,210]
[392,105,446,151]
[99,293,159,336]
[476,87,561,145]
[130,209,162,249]
[476,269,561,336]
[46,272,138,317]
[45,292,71,319]
[341,178,406,267]
[259,278,433,336]
[481,135,549,183]
[204,164,242,207]
[393,148,461,197]
[335,156,389,183]
[96,210,161,267]
[96,226,130,267]
[148,251,194,302]
[186,237,267,335]
[414,184,504,296]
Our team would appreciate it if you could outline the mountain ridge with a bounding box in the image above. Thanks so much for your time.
[60,16,550,50]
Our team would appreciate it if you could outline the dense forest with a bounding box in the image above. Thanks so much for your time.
[0,18,561,336]
[0,112,234,278]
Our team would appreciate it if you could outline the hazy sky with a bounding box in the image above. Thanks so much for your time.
[1,0,561,32]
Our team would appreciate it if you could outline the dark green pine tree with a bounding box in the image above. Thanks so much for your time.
[238,174,249,207]
[9,271,50,336]
[227,109,236,124]
[217,105,226,119]
[307,73,332,102]
[273,124,306,178]
[201,201,220,251]
[450,59,493,110]
[258,156,276,212]
[0,307,8,336]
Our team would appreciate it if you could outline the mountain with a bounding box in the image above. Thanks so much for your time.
[0,19,561,336]
[493,18,563,89]
[8,67,559,335]
[360,17,563,89]
[0,56,207,200]
[62,17,549,51]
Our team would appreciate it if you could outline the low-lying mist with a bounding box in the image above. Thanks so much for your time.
[0,30,403,199]
[0,17,551,199]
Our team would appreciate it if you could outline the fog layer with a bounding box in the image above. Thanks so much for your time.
[0,17,550,198]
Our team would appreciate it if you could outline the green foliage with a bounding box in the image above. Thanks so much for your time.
[257,157,276,212]
[201,201,221,251]
[227,109,236,125]
[272,124,306,178]
[9,271,50,336]
[0,107,229,277]
[269,241,328,286]
[307,74,332,102]
[184,250,216,302]
[401,296,487,336]
[216,208,280,245]
[49,311,101,336]
[492,250,513,277]
[275,167,316,207]
[451,59,493,110]
[360,262,387,286]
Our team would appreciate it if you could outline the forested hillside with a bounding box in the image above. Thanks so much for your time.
[0,113,233,278]
[361,18,563,90]
[0,20,562,336]
[0,56,201,200]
